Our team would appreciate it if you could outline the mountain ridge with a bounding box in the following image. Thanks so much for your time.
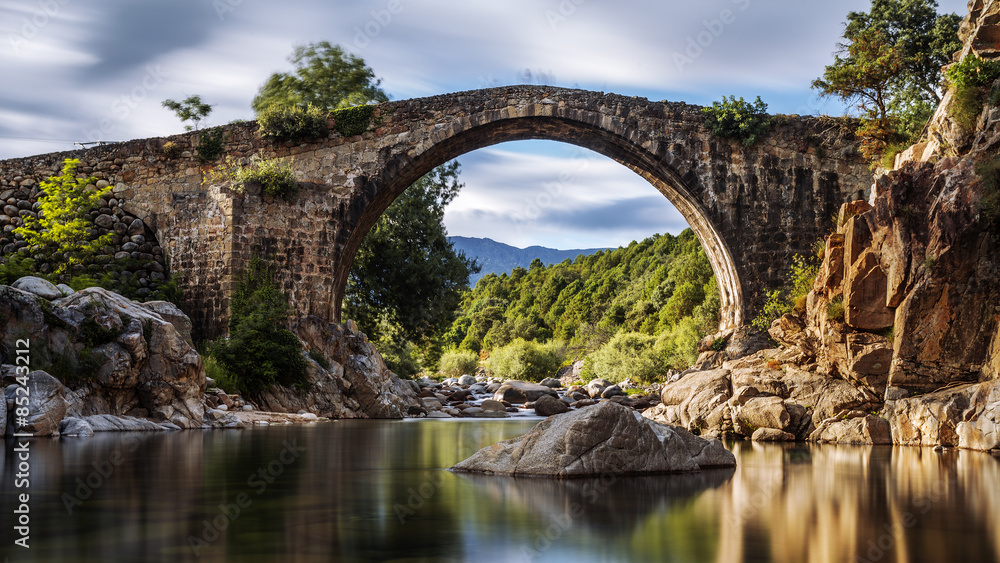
[448,236,610,286]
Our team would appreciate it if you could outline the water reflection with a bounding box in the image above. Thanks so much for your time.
[0,421,997,562]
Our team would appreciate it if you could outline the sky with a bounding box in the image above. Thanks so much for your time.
[0,0,970,249]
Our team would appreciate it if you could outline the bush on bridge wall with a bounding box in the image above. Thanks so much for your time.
[701,95,771,146]
[205,154,299,199]
[256,104,329,140]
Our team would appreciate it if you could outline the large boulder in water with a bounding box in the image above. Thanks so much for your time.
[452,401,736,477]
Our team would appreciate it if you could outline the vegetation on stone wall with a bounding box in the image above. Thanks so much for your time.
[14,159,112,276]
[198,129,225,163]
[701,96,771,146]
[208,255,308,396]
[256,104,329,140]
[1,159,183,303]
[332,104,378,137]
[207,154,298,198]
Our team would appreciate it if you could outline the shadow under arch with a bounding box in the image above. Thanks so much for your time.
[332,115,744,330]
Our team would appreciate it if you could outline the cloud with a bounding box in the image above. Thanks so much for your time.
[444,143,687,248]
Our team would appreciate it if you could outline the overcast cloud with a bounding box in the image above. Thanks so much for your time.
[0,0,970,249]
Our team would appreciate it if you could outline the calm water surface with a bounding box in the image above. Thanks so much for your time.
[1,419,999,562]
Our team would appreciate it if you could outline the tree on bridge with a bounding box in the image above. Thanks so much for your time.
[251,41,389,113]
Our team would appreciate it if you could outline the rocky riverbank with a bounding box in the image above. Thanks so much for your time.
[0,275,421,436]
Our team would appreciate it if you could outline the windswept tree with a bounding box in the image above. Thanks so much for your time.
[814,0,961,156]
[162,95,213,131]
[251,41,389,113]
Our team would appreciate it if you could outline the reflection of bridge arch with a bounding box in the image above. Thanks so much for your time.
[336,116,745,328]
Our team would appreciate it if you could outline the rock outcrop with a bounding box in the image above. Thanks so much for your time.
[452,401,735,477]
[292,315,421,419]
[746,2,1000,451]
[4,371,69,436]
[0,285,205,428]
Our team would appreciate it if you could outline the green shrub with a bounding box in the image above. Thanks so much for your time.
[206,154,298,198]
[257,104,328,140]
[204,354,240,394]
[233,155,298,198]
[946,54,1000,131]
[363,313,422,378]
[198,129,224,163]
[701,95,771,146]
[485,338,563,382]
[655,317,702,371]
[438,349,479,377]
[209,255,308,396]
[751,254,819,330]
[307,348,330,370]
[580,331,662,383]
[710,336,727,352]
[0,256,36,285]
[332,104,376,137]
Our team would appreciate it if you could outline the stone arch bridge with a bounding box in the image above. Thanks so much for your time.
[0,86,871,339]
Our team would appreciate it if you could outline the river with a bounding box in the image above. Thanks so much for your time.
[1,419,998,562]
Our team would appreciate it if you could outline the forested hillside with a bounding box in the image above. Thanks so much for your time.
[441,228,721,382]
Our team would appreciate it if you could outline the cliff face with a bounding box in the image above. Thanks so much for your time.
[763,1,1000,449]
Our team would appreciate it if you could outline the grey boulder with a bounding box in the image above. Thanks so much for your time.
[11,276,63,300]
[492,380,558,404]
[534,394,570,416]
[452,401,736,477]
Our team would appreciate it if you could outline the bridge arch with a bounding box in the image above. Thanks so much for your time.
[332,114,744,329]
